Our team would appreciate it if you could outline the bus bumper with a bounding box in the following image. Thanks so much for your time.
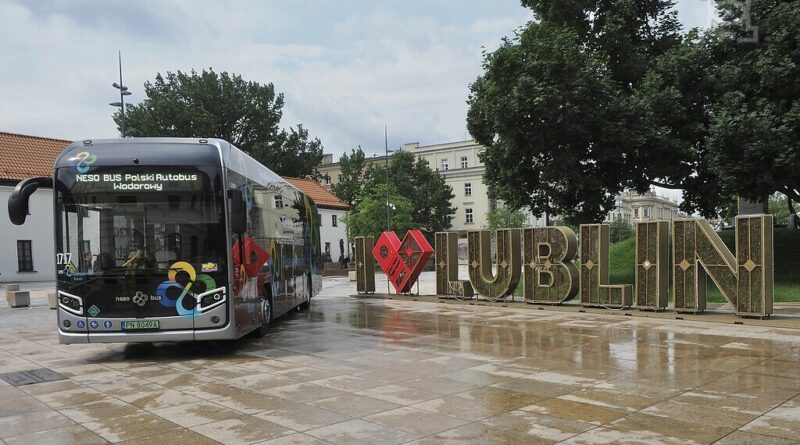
[58,323,238,344]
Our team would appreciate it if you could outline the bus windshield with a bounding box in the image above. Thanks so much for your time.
[55,167,227,319]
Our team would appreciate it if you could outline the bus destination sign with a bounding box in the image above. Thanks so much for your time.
[74,172,201,192]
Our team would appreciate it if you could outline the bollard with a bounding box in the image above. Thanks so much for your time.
[47,292,58,310]
[7,291,30,308]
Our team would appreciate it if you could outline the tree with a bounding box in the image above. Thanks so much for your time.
[609,220,634,244]
[486,206,528,231]
[366,150,456,235]
[769,193,800,225]
[342,184,414,240]
[332,147,368,211]
[705,1,800,220]
[117,68,323,178]
[467,1,720,222]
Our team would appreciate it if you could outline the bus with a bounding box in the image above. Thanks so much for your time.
[8,138,321,344]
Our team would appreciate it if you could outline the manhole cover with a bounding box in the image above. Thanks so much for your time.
[0,368,67,387]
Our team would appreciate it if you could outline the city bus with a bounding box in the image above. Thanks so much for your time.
[8,138,321,344]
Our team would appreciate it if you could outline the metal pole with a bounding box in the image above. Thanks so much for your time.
[385,125,390,295]
[385,125,390,231]
[119,51,126,137]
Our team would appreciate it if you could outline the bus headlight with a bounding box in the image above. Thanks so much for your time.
[57,291,84,315]
[196,287,227,312]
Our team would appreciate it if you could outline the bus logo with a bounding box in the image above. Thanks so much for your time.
[132,291,148,307]
[75,151,97,173]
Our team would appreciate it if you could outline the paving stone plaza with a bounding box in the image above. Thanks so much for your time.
[1,274,799,444]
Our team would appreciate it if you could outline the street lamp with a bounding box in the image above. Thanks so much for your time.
[109,51,132,137]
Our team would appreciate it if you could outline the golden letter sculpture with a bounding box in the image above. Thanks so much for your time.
[354,236,375,294]
[673,216,773,317]
[635,221,669,310]
[522,227,579,304]
[467,229,521,301]
[435,232,474,299]
[580,224,633,308]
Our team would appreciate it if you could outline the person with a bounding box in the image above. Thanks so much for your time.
[124,231,156,269]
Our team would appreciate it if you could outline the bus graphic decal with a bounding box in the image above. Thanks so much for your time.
[156,261,217,317]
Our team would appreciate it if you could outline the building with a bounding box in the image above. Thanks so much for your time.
[605,189,682,226]
[283,177,350,262]
[317,139,545,235]
[0,132,71,282]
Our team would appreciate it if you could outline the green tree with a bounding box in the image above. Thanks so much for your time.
[367,151,456,235]
[467,1,725,223]
[486,206,528,231]
[332,147,368,211]
[117,68,323,177]
[769,193,800,225]
[342,184,414,240]
[705,1,800,219]
[609,220,634,244]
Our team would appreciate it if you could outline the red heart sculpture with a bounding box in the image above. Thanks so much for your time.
[372,230,433,293]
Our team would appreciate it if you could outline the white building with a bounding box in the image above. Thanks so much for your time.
[284,177,350,262]
[318,139,545,235]
[605,189,683,225]
[0,132,71,282]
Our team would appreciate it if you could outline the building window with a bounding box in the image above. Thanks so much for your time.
[17,240,33,272]
[274,195,283,209]
[644,208,650,218]
[634,208,639,218]
[464,183,472,196]
[440,159,449,171]
[332,214,338,227]
[318,213,323,226]
[337,174,343,183]
[465,208,473,224]
[461,156,468,169]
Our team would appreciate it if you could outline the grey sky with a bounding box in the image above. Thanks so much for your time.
[1,0,714,160]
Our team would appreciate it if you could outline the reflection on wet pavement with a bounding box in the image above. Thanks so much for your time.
[0,276,799,444]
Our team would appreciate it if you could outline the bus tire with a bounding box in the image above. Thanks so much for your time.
[255,285,273,337]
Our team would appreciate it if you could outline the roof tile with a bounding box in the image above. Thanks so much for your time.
[283,176,349,210]
[0,132,71,181]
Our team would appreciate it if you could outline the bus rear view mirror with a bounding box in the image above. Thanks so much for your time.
[8,177,52,225]
[227,188,247,234]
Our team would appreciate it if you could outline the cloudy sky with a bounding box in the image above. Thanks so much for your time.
[2,0,715,160]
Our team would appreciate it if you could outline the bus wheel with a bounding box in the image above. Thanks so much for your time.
[255,297,272,337]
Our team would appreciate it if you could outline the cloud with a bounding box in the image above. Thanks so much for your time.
[0,0,707,165]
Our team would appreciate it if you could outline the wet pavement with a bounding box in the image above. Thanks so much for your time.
[1,276,800,444]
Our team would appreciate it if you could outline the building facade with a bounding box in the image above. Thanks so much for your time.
[318,140,545,234]
[283,177,350,262]
[0,132,71,282]
[605,189,682,226]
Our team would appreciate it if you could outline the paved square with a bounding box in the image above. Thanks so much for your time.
[1,277,799,444]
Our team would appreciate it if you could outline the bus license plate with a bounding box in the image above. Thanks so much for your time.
[121,320,160,330]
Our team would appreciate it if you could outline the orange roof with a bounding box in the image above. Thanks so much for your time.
[0,132,71,182]
[283,176,349,210]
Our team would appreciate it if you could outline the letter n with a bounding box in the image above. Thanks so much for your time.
[355,236,375,294]
[635,221,669,310]
[435,232,474,299]
[580,224,632,308]
[673,216,773,317]
[523,227,578,304]
[467,229,521,301]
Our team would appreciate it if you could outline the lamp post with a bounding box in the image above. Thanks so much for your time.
[384,125,394,232]
[109,51,132,137]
